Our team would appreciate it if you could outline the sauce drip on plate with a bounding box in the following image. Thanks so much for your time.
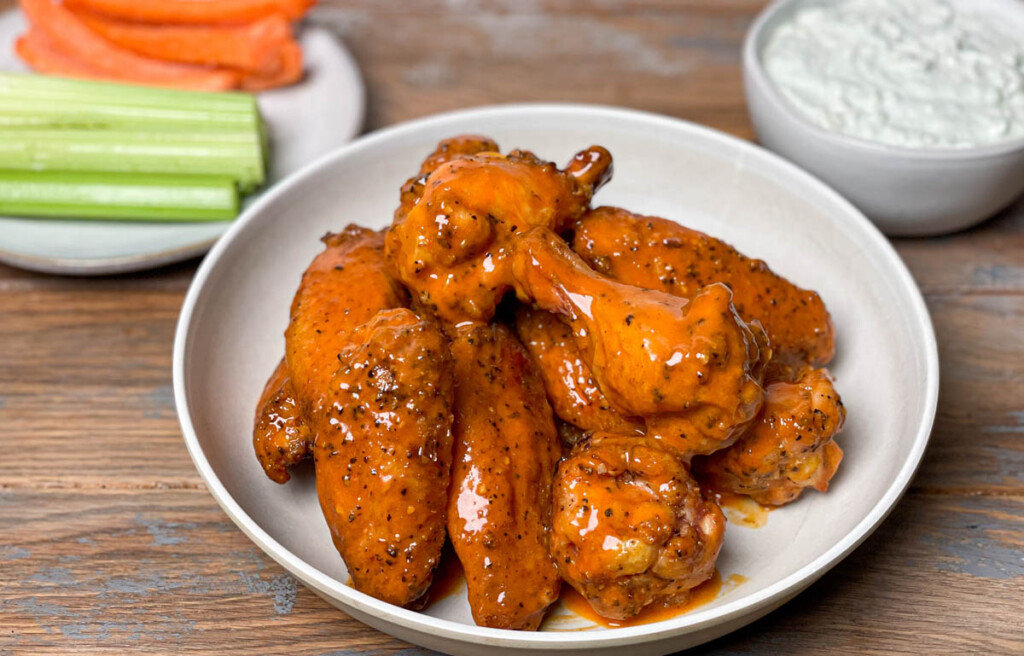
[715,492,772,529]
[423,550,467,606]
[551,569,748,629]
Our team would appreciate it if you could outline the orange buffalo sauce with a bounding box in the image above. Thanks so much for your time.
[556,570,748,629]
[714,491,773,529]
[423,552,467,606]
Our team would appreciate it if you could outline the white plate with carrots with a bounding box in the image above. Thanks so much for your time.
[0,1,364,275]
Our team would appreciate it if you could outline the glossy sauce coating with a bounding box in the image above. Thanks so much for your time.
[512,227,766,458]
[550,433,726,620]
[714,492,772,528]
[255,226,404,485]
[421,546,467,607]
[396,135,501,223]
[316,308,455,606]
[447,322,562,629]
[572,206,835,366]
[694,367,845,506]
[385,141,612,323]
[252,358,311,483]
[513,306,644,435]
[284,226,408,423]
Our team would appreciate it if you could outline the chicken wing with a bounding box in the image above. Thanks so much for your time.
[447,322,561,629]
[569,208,845,503]
[253,358,311,483]
[512,227,767,458]
[315,308,455,606]
[385,141,612,323]
[278,227,456,605]
[396,135,500,223]
[551,433,726,620]
[694,367,845,506]
[254,226,404,484]
[284,226,408,422]
[513,306,643,435]
[571,206,835,366]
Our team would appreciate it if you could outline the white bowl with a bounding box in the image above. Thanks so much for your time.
[743,0,1024,236]
[173,104,939,655]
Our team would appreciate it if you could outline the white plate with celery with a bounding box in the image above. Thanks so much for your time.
[0,11,364,275]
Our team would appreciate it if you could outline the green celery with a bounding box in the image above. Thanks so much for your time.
[0,73,256,113]
[0,171,238,222]
[0,128,265,191]
[0,97,261,132]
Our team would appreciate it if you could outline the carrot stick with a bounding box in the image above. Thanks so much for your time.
[15,30,109,81]
[240,40,303,91]
[17,28,240,92]
[19,0,239,91]
[75,12,290,75]
[63,0,315,24]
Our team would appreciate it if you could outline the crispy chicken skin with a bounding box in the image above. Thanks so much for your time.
[512,227,767,458]
[572,206,835,366]
[513,306,644,435]
[253,358,311,483]
[569,208,845,503]
[276,227,457,606]
[694,368,845,506]
[284,226,408,422]
[397,135,501,222]
[447,323,562,629]
[254,226,404,484]
[385,140,612,323]
[315,308,455,607]
[551,433,726,620]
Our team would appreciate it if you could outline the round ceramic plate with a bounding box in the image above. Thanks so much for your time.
[0,10,364,275]
[173,105,939,656]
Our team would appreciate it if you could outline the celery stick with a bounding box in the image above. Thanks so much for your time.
[0,171,238,222]
[0,74,266,148]
[0,74,256,113]
[0,97,261,132]
[0,129,265,191]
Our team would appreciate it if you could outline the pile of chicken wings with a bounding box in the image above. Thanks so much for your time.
[252,136,846,629]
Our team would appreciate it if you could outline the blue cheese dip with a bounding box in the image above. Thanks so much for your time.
[761,0,1024,149]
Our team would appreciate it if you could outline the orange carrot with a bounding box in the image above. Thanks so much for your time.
[63,0,315,24]
[15,29,109,81]
[18,0,239,91]
[16,28,240,91]
[240,40,304,91]
[75,12,290,75]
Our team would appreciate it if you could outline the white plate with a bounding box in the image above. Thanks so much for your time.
[173,105,939,656]
[0,10,364,275]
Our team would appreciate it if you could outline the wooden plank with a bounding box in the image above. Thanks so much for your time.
[0,288,198,487]
[1,488,1019,654]
[0,0,1021,653]
[0,488,393,655]
[707,493,1024,655]
[311,4,758,137]
[911,294,1024,494]
[895,197,1024,296]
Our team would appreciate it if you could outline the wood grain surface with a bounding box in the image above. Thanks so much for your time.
[1,1,1022,654]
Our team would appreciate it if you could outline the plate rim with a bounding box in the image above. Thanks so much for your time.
[0,235,221,276]
[0,14,366,276]
[172,102,940,649]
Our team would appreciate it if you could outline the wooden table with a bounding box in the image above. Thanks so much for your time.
[2,1,1022,654]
